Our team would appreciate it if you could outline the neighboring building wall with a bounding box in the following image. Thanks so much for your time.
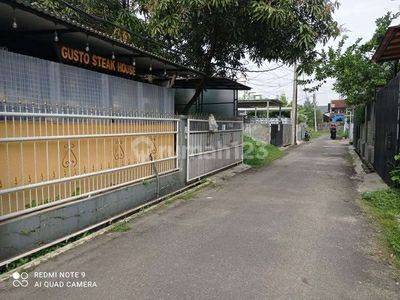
[0,50,175,113]
[201,89,235,117]
[175,89,236,117]
[175,88,198,114]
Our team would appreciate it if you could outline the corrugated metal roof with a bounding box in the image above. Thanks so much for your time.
[238,99,282,108]
[372,25,400,63]
[2,0,205,76]
[330,100,346,108]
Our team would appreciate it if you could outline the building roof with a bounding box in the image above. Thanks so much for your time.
[330,100,346,109]
[372,25,400,63]
[238,99,282,108]
[172,77,251,90]
[0,0,204,81]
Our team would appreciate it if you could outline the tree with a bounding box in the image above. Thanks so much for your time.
[138,0,340,113]
[279,94,290,107]
[298,98,322,127]
[300,12,399,106]
[36,0,340,113]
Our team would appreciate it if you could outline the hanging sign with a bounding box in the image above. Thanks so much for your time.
[59,45,135,77]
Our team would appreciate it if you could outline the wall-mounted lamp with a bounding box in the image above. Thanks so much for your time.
[12,9,17,29]
[54,31,59,42]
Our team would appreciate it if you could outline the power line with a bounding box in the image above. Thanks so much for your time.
[222,64,285,73]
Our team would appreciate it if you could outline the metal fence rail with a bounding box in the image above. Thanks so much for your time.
[186,118,243,182]
[0,102,179,220]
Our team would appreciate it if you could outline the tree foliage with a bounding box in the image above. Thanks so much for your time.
[139,0,339,76]
[298,98,322,127]
[132,0,340,112]
[300,12,400,106]
[33,0,340,112]
[279,94,290,107]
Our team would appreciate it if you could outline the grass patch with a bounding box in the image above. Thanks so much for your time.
[309,129,329,139]
[337,131,349,139]
[362,188,400,265]
[243,136,283,167]
[110,222,131,232]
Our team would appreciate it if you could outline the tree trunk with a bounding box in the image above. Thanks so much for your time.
[182,77,206,115]
[182,23,217,115]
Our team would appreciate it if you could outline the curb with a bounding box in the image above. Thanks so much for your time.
[347,146,387,193]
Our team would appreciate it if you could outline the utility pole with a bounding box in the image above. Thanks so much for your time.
[313,93,318,131]
[291,62,298,145]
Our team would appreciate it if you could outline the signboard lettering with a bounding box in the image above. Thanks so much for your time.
[60,46,135,77]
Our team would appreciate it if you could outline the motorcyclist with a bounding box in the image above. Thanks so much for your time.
[304,130,310,141]
[330,123,337,140]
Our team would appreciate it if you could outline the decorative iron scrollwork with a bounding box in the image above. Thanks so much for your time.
[62,143,78,168]
[113,139,125,160]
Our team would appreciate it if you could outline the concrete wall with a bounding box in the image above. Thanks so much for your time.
[282,124,292,147]
[297,123,306,141]
[0,49,175,113]
[356,103,375,165]
[244,122,271,144]
[244,122,306,146]
[0,118,187,262]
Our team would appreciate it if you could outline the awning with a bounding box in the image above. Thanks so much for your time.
[0,0,204,82]
[172,77,251,90]
[372,25,400,63]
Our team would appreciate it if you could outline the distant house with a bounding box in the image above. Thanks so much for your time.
[329,100,346,114]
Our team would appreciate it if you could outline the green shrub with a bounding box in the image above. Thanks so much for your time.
[390,154,400,187]
[243,136,283,167]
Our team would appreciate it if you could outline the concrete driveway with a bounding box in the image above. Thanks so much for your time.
[1,136,399,299]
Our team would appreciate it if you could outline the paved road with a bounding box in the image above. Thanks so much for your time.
[1,137,399,299]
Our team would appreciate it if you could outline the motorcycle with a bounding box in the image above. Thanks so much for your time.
[304,130,310,141]
[330,128,337,140]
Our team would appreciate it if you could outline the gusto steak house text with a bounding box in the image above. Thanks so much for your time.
[60,46,135,77]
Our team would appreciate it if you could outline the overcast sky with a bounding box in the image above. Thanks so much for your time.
[239,0,400,106]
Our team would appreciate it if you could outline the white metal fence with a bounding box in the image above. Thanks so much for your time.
[247,117,291,125]
[0,102,179,220]
[186,118,243,182]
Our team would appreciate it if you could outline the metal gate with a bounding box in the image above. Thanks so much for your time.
[270,124,283,147]
[0,102,179,220]
[186,118,243,182]
[374,74,400,183]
